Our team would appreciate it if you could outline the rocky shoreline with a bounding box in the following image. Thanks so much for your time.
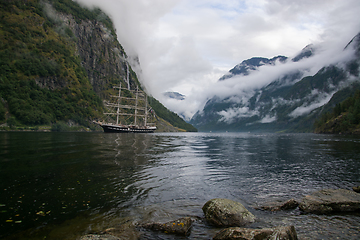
[80,187,360,240]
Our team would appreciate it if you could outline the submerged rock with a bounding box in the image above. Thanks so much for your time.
[202,198,255,227]
[141,217,192,236]
[79,234,121,240]
[256,199,299,211]
[213,226,298,240]
[299,189,360,214]
[353,186,360,193]
[103,224,140,240]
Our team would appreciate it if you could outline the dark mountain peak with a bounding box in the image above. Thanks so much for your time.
[292,44,316,62]
[270,55,288,63]
[241,57,271,67]
[344,31,360,56]
[219,55,287,81]
[163,92,185,100]
[238,56,287,68]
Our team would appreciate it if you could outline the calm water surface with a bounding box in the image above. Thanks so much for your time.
[0,132,359,239]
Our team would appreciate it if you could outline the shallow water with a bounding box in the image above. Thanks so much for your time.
[0,132,359,239]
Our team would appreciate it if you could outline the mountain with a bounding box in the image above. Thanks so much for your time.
[292,44,316,62]
[163,92,186,100]
[190,33,360,132]
[0,0,196,132]
[219,56,288,81]
[314,89,360,134]
[148,96,197,132]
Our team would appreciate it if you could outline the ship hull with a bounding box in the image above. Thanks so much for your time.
[100,124,156,133]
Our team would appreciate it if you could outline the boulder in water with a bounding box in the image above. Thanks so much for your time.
[256,198,299,211]
[353,186,360,193]
[202,198,255,227]
[213,226,298,240]
[79,234,120,240]
[299,189,360,214]
[140,217,192,236]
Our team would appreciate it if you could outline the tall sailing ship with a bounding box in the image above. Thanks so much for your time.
[95,83,156,133]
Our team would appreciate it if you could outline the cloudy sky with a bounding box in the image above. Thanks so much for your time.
[75,0,360,120]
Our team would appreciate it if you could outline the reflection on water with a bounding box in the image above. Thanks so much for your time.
[0,132,360,239]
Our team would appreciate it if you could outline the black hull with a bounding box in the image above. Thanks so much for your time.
[100,124,155,133]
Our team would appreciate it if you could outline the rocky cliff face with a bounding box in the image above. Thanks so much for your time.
[46,3,136,96]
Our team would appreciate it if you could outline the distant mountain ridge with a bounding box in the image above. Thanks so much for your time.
[219,44,316,82]
[219,56,288,81]
[292,44,316,62]
[190,33,360,132]
[164,92,186,100]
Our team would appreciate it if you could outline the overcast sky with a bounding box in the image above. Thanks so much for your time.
[75,0,360,120]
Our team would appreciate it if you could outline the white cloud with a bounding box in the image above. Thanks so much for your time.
[289,91,336,118]
[74,0,360,120]
[260,115,276,123]
[218,107,258,124]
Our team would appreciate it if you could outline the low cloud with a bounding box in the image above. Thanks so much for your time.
[260,115,276,123]
[289,91,337,118]
[218,107,259,124]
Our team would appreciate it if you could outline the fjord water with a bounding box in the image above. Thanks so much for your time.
[0,132,359,239]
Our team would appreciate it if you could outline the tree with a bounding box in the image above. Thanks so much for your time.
[7,116,16,128]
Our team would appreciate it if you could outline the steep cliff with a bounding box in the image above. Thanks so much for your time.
[0,0,195,131]
[49,1,135,96]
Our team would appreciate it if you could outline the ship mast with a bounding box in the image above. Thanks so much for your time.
[116,83,121,125]
[144,94,148,126]
[134,86,138,126]
[103,83,152,127]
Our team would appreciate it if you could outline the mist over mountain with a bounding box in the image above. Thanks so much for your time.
[163,92,186,100]
[190,33,360,132]
[219,56,288,81]
[292,44,316,62]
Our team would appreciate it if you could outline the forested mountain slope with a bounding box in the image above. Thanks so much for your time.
[0,0,196,132]
[315,89,360,134]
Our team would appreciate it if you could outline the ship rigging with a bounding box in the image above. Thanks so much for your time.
[95,83,156,133]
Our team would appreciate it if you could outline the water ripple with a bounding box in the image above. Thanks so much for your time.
[1,132,360,239]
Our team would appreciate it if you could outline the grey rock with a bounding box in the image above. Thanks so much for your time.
[213,226,298,240]
[202,198,256,227]
[102,220,140,240]
[256,199,299,211]
[141,217,192,236]
[299,189,360,214]
[79,234,121,240]
[55,12,132,94]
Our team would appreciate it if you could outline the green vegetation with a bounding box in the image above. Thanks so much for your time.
[0,100,5,121]
[149,97,197,132]
[0,0,104,129]
[51,0,118,37]
[315,90,360,134]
